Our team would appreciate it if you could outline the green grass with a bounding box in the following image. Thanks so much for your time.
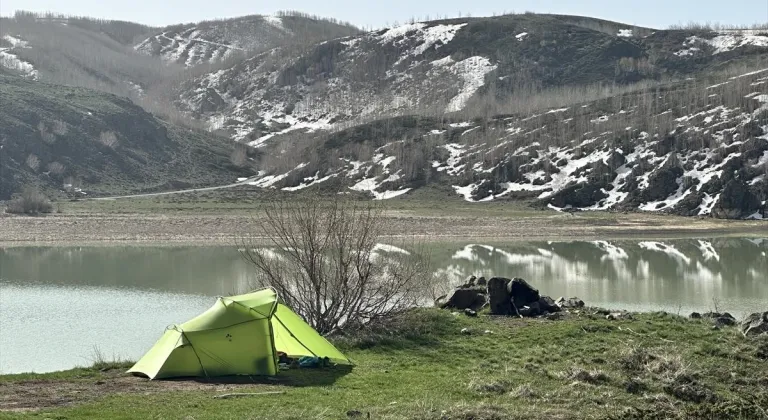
[2,309,767,419]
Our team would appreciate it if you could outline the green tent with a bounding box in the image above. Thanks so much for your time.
[127,288,351,379]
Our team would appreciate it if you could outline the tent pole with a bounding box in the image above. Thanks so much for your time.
[182,331,209,379]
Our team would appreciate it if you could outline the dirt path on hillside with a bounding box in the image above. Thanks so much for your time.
[0,212,765,246]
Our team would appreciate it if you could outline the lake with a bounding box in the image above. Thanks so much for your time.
[1,238,766,374]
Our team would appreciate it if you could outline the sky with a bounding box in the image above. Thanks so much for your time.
[0,0,766,30]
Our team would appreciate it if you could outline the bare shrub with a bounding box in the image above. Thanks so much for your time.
[230,144,248,167]
[25,154,40,171]
[37,121,56,144]
[5,186,53,215]
[99,131,118,148]
[240,194,432,334]
[41,131,56,144]
[47,161,65,175]
[51,119,69,136]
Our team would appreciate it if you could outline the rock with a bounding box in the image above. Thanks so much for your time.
[487,277,513,315]
[441,286,487,311]
[714,316,736,327]
[740,312,768,337]
[509,278,540,308]
[538,296,561,313]
[642,154,684,202]
[556,297,585,309]
[548,182,609,209]
[712,179,761,219]
[518,306,534,317]
[476,277,487,286]
[527,301,541,317]
[545,312,564,320]
[607,312,633,321]
[702,312,736,328]
[460,328,471,335]
[689,312,702,319]
[464,308,478,317]
[434,294,448,308]
[466,276,476,287]
[483,330,493,334]
[346,410,363,418]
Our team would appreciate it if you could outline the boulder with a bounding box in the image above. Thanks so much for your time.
[538,296,561,313]
[702,312,737,327]
[476,277,487,286]
[740,312,768,337]
[441,287,487,311]
[714,316,737,327]
[509,278,540,308]
[487,277,513,315]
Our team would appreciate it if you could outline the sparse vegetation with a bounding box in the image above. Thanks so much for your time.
[240,194,432,333]
[5,185,53,215]
[2,310,767,419]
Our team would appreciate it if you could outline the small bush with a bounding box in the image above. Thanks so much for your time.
[5,187,53,215]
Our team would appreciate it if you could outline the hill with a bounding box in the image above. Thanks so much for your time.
[175,14,768,148]
[0,74,252,200]
[134,11,360,67]
[0,11,360,102]
[234,64,768,218]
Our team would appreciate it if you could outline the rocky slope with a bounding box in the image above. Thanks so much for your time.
[134,13,360,67]
[238,66,768,219]
[0,74,252,200]
[176,14,768,148]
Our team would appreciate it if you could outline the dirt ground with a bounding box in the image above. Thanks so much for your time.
[1,212,766,246]
[0,368,281,412]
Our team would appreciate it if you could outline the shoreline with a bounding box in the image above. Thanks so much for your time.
[1,211,766,247]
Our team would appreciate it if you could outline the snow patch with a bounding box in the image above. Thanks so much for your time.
[639,242,691,265]
[445,56,497,112]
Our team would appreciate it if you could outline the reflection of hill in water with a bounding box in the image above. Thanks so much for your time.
[432,238,768,315]
[1,238,766,315]
[0,247,256,296]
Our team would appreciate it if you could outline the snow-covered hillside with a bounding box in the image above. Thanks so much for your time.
[236,67,768,219]
[177,15,768,150]
[0,35,38,79]
[135,14,359,66]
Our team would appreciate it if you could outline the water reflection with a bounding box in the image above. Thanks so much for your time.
[0,238,766,374]
[434,238,767,316]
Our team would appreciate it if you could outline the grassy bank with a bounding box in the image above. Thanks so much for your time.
[2,309,767,419]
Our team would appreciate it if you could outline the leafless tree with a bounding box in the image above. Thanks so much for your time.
[239,194,432,334]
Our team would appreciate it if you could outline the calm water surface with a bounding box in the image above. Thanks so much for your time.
[1,238,766,374]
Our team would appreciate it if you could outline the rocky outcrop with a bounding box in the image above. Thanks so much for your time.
[711,179,762,219]
[740,312,768,337]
